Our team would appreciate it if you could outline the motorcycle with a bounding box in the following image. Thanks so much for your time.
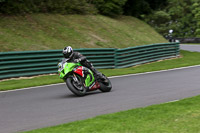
[58,59,112,96]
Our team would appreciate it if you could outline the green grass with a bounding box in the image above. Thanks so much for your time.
[0,14,166,52]
[23,95,200,133]
[1,50,200,91]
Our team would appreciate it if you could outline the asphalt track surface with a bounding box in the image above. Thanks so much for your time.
[1,44,200,133]
[180,44,200,52]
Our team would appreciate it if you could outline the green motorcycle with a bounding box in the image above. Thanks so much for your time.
[58,59,112,96]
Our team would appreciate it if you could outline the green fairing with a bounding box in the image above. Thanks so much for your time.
[64,62,80,75]
[58,62,81,79]
[58,62,95,87]
[85,69,95,87]
[59,72,65,79]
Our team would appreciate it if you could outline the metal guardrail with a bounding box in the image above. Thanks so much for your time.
[0,42,179,79]
[115,43,179,68]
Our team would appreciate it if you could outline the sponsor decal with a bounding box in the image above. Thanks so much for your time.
[74,66,83,77]
[89,82,100,91]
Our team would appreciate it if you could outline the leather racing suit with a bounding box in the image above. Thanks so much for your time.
[67,52,103,78]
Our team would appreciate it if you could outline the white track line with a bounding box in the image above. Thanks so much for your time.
[0,83,65,93]
[165,99,180,103]
[109,64,200,78]
[1,64,200,93]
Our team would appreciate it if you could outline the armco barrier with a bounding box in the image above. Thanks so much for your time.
[115,43,179,68]
[0,48,116,79]
[0,42,179,79]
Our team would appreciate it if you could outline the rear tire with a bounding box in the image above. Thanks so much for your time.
[66,75,87,96]
[99,77,112,92]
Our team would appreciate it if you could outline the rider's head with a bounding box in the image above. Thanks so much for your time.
[63,46,73,58]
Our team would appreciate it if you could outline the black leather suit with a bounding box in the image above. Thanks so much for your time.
[67,52,100,76]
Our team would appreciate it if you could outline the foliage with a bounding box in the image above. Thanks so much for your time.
[0,0,127,16]
[123,0,167,18]
[144,11,171,36]
[1,0,199,37]
[192,1,200,37]
[0,0,97,15]
[144,0,200,37]
[91,0,127,17]
[123,0,150,17]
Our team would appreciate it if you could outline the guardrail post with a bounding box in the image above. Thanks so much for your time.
[114,49,117,68]
[176,42,180,56]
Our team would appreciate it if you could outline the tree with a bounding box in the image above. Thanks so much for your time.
[0,0,97,14]
[123,0,167,18]
[144,0,199,37]
[123,0,150,17]
[92,0,127,17]
[192,2,200,37]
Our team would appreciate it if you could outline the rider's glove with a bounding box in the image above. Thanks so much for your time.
[74,59,81,63]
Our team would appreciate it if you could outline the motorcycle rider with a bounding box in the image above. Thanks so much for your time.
[62,46,105,79]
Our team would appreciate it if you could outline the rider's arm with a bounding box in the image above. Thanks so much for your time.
[74,52,86,62]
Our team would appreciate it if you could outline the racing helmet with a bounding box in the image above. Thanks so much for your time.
[63,46,73,58]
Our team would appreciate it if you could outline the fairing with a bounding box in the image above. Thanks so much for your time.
[58,62,81,79]
[74,66,95,87]
[58,61,95,88]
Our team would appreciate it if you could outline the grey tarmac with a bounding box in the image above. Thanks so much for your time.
[1,66,200,133]
[180,44,200,52]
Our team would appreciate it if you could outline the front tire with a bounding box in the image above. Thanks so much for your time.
[99,76,112,92]
[66,75,87,96]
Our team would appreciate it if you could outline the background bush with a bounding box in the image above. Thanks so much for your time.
[143,0,200,38]
[0,0,97,15]
[91,0,127,17]
[1,0,199,38]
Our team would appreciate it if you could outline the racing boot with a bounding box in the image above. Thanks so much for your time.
[90,67,105,80]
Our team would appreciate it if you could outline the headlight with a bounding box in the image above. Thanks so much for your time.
[58,63,62,69]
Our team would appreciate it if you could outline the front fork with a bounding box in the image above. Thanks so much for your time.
[73,73,80,84]
[73,73,86,87]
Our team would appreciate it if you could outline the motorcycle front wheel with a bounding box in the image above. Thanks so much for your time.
[66,75,87,96]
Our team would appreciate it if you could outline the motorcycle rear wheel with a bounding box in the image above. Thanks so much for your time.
[66,75,87,96]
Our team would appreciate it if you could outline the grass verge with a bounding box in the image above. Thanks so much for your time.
[0,14,166,52]
[1,50,200,91]
[23,95,200,133]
